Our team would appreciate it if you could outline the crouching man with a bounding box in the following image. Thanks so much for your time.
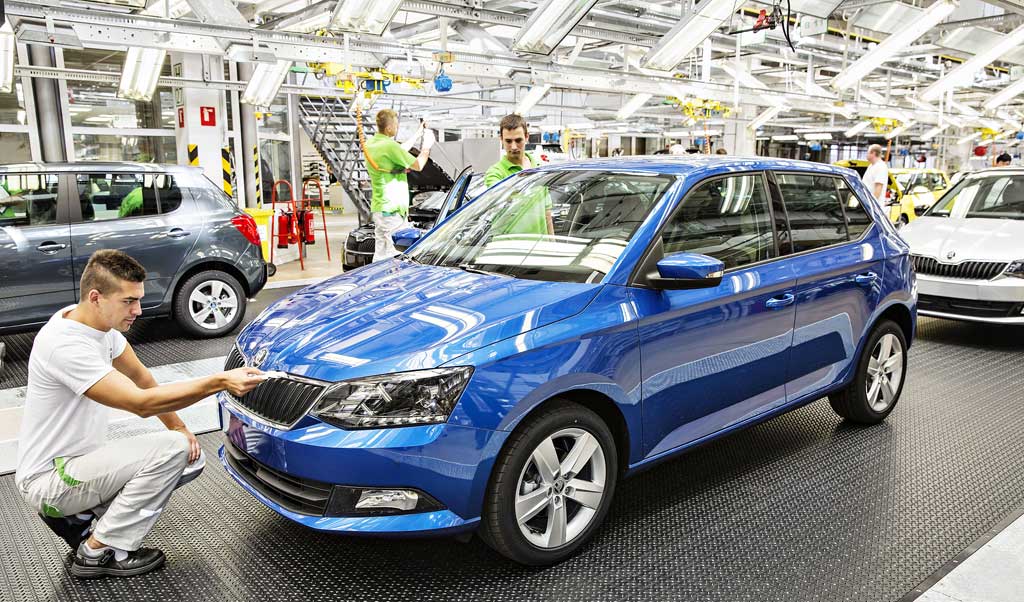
[15,250,264,578]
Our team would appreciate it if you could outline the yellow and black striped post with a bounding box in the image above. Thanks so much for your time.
[187,144,199,167]
[221,146,234,199]
[253,145,262,208]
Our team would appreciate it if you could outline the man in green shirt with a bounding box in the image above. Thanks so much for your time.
[485,114,553,236]
[365,109,433,261]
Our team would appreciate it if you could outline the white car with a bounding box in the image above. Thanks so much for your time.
[901,168,1024,324]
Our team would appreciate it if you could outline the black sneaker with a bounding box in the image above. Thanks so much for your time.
[70,547,166,579]
[38,513,93,550]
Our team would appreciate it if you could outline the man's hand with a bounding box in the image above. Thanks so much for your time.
[221,367,266,397]
[172,425,201,464]
[421,128,435,151]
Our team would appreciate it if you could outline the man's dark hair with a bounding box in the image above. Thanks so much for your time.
[685,146,700,154]
[80,250,146,295]
[500,114,529,137]
[997,152,1012,164]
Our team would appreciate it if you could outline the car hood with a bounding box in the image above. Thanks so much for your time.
[236,259,602,382]
[902,216,1024,263]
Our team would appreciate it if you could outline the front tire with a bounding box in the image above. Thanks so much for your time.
[829,320,907,424]
[173,270,247,338]
[480,400,618,566]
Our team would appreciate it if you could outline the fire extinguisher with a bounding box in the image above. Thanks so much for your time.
[299,209,315,245]
[276,212,292,249]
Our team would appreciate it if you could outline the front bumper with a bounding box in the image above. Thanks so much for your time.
[218,398,506,535]
[917,274,1024,323]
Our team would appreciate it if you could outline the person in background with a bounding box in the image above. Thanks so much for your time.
[996,153,1012,167]
[15,250,264,578]
[685,146,701,155]
[485,114,553,236]
[862,144,889,203]
[364,109,433,262]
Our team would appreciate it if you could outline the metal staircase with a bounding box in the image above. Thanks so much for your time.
[297,95,373,225]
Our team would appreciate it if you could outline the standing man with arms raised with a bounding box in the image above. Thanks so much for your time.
[364,109,434,261]
[16,250,265,578]
[862,144,890,203]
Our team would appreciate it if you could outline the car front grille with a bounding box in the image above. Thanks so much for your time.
[912,255,1008,281]
[223,348,325,428]
[918,294,1024,318]
[224,441,331,516]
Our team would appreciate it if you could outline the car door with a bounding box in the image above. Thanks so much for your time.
[436,168,473,223]
[631,172,797,458]
[70,171,203,309]
[771,171,885,401]
[0,172,75,328]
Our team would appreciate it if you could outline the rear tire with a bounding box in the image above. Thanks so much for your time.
[173,270,246,338]
[480,400,617,566]
[829,319,907,424]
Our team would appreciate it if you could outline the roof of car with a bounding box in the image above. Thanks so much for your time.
[0,162,201,174]
[531,156,856,177]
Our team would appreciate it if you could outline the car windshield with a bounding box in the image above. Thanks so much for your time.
[927,173,1024,219]
[894,173,916,193]
[407,169,675,283]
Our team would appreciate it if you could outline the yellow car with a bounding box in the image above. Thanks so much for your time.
[833,161,949,227]
[891,168,950,218]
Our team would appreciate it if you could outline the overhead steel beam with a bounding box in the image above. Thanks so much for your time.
[981,0,1024,15]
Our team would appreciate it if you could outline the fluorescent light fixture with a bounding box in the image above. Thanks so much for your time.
[513,0,601,55]
[664,130,690,137]
[616,93,653,121]
[515,84,551,115]
[330,0,405,35]
[921,125,949,141]
[844,121,871,137]
[241,59,292,108]
[906,96,939,113]
[858,88,887,104]
[831,0,956,92]
[0,23,14,95]
[118,47,167,102]
[804,133,833,140]
[977,138,992,147]
[748,105,784,131]
[921,22,1024,101]
[983,77,1024,111]
[957,132,981,144]
[641,0,737,71]
[948,100,981,117]
[772,135,799,141]
[885,121,914,139]
[566,122,593,129]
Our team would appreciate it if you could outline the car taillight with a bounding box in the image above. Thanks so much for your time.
[231,214,261,246]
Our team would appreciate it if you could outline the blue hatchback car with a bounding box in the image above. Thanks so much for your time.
[219,157,916,565]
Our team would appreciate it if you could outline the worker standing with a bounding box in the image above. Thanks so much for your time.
[364,109,434,262]
[862,144,890,203]
[485,114,553,236]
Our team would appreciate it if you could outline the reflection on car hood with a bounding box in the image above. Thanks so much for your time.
[236,259,602,382]
[902,216,1024,263]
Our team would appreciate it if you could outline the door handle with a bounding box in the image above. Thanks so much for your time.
[766,293,795,309]
[854,272,879,286]
[36,242,67,254]
[166,229,191,239]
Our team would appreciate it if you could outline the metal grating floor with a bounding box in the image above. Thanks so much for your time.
[2,317,1024,602]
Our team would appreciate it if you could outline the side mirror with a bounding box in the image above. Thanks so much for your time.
[392,227,425,252]
[651,253,725,290]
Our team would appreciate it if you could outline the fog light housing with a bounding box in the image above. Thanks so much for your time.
[326,486,444,516]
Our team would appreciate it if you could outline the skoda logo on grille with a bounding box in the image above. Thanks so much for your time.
[946,250,957,260]
[251,348,269,368]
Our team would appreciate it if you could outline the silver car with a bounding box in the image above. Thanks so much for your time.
[901,168,1024,324]
[0,163,269,338]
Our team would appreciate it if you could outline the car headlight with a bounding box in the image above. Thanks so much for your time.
[1005,259,1024,279]
[311,367,473,429]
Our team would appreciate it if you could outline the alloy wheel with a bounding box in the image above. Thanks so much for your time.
[866,333,904,412]
[514,428,607,549]
[188,279,239,330]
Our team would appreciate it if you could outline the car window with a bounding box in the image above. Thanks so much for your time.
[776,173,848,253]
[0,174,60,227]
[894,173,915,193]
[408,170,675,283]
[77,173,183,221]
[835,177,873,239]
[928,173,947,191]
[928,174,1024,220]
[660,174,775,270]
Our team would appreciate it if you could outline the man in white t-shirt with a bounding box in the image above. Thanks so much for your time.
[862,144,890,203]
[15,250,264,579]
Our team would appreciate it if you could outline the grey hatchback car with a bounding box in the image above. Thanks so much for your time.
[0,163,268,338]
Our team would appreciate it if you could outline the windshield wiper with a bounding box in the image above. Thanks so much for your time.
[456,263,507,277]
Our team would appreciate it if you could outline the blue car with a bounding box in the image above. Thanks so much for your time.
[219,157,916,565]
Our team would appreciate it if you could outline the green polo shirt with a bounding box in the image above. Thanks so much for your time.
[365,133,416,216]
[118,187,144,218]
[484,152,538,187]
